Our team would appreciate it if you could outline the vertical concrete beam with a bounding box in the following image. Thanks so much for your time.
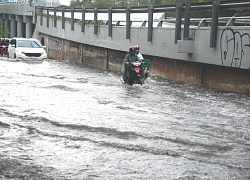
[71,8,74,31]
[62,8,65,29]
[147,6,153,42]
[175,4,182,44]
[40,7,43,26]
[54,8,57,28]
[35,6,37,24]
[4,15,10,38]
[10,16,17,38]
[17,21,24,37]
[47,9,49,28]
[0,16,3,32]
[2,19,5,34]
[26,23,32,38]
[126,6,131,39]
[16,15,23,38]
[94,8,98,35]
[81,8,85,32]
[108,8,112,37]
[210,0,220,48]
[183,0,191,39]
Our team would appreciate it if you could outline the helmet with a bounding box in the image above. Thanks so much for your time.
[129,46,135,51]
[129,46,136,55]
[134,45,140,51]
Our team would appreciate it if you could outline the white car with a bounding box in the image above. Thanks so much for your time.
[7,38,47,61]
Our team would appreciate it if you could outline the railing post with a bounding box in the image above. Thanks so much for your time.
[210,0,220,48]
[126,6,131,39]
[147,6,153,42]
[175,4,182,44]
[108,8,112,37]
[62,7,65,29]
[35,6,37,24]
[54,8,57,27]
[40,7,43,26]
[46,9,49,28]
[81,8,85,32]
[29,0,33,7]
[183,0,191,39]
[94,8,98,35]
[71,8,74,31]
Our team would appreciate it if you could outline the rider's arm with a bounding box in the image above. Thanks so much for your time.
[124,54,130,64]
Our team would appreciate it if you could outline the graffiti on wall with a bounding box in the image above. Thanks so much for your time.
[220,28,250,68]
[48,37,62,51]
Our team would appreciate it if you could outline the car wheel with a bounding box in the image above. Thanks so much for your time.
[7,52,9,58]
[14,53,16,59]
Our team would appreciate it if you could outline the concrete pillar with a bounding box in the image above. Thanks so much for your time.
[71,8,74,31]
[26,23,32,38]
[126,6,131,39]
[1,19,5,33]
[108,8,112,37]
[4,19,10,38]
[183,0,191,39]
[17,21,24,37]
[81,8,85,32]
[147,6,153,42]
[94,8,98,35]
[175,4,183,44]
[0,16,3,32]
[10,20,17,38]
[210,0,220,48]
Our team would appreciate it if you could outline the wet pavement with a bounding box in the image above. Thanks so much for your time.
[0,58,249,180]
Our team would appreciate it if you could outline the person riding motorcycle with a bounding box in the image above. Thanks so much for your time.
[121,46,144,83]
[134,45,144,60]
[134,44,151,79]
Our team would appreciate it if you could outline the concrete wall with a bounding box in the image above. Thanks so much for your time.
[35,17,250,70]
[0,4,34,16]
[41,33,250,93]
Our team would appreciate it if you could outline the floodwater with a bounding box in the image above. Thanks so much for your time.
[0,58,249,180]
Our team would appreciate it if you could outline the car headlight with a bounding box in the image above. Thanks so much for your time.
[16,50,25,55]
[41,51,47,56]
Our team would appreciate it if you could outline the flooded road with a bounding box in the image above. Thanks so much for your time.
[0,58,249,180]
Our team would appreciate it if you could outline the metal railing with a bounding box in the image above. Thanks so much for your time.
[34,1,250,47]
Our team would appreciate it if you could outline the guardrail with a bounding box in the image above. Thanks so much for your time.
[34,1,250,47]
[0,0,30,4]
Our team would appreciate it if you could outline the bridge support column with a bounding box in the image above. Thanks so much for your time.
[26,23,33,38]
[0,16,3,31]
[10,16,17,38]
[3,14,10,38]
[17,21,24,38]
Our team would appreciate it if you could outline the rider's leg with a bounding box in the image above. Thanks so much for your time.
[121,65,125,77]
[140,64,145,78]
[125,63,132,81]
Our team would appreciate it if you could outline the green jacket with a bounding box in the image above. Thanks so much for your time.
[123,54,141,65]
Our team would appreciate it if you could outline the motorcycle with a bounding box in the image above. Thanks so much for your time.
[0,45,8,56]
[125,61,145,86]
[121,59,150,86]
[0,38,10,56]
